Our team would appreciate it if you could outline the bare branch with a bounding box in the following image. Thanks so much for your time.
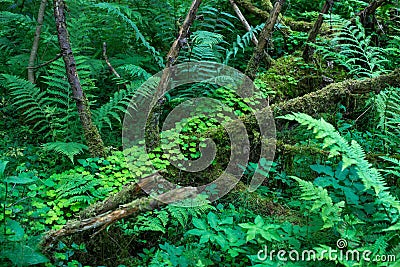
[53,0,105,157]
[27,0,47,83]
[103,42,121,78]
[229,0,258,45]
[245,0,285,80]
[26,54,62,70]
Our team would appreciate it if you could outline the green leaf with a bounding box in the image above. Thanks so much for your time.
[192,217,207,230]
[5,219,24,241]
[0,160,9,179]
[1,244,49,266]
[4,175,34,184]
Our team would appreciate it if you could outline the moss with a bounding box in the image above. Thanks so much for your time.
[257,54,347,102]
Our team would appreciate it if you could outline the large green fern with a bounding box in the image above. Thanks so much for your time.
[1,74,52,134]
[94,2,163,68]
[375,87,400,151]
[293,176,345,229]
[281,113,400,214]
[313,16,390,78]
[42,142,88,163]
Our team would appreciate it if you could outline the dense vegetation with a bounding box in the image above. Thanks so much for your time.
[0,0,399,266]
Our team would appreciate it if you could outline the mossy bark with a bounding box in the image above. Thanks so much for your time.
[302,0,333,62]
[147,0,202,150]
[245,0,285,80]
[53,0,105,157]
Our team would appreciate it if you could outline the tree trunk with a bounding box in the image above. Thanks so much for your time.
[27,0,47,83]
[302,0,334,62]
[146,0,202,149]
[53,0,105,157]
[357,0,390,27]
[229,0,258,45]
[245,0,285,80]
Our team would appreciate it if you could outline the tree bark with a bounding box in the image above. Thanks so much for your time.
[146,0,202,149]
[229,0,258,45]
[302,0,334,62]
[245,0,285,80]
[53,0,105,157]
[103,42,121,78]
[27,0,47,83]
[357,0,390,27]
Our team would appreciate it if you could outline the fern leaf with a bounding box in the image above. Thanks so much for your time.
[42,142,88,163]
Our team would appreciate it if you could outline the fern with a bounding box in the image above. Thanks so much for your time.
[94,2,163,68]
[42,142,88,163]
[196,5,236,34]
[293,176,345,229]
[1,74,51,133]
[375,87,400,150]
[225,23,265,64]
[281,113,400,214]
[55,173,111,207]
[92,78,153,130]
[136,210,169,233]
[118,64,151,80]
[313,16,390,78]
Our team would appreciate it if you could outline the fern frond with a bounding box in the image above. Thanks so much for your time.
[293,176,344,229]
[1,74,51,131]
[225,23,265,64]
[282,113,400,215]
[375,87,400,149]
[42,142,88,163]
[313,16,390,78]
[94,2,163,67]
[92,80,143,130]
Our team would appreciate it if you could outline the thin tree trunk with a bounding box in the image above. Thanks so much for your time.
[53,0,105,157]
[27,0,47,83]
[245,0,285,80]
[103,42,121,78]
[357,0,390,27]
[229,0,258,45]
[146,0,202,149]
[302,0,334,62]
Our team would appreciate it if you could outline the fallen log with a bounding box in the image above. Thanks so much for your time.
[42,183,197,248]
[272,69,400,118]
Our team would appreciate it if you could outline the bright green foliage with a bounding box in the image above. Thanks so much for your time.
[94,2,163,68]
[313,17,390,78]
[1,74,52,134]
[375,87,400,150]
[42,142,88,163]
[292,177,345,229]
